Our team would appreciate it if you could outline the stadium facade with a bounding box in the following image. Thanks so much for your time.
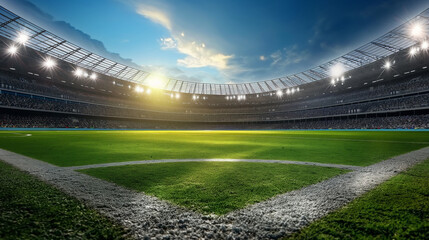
[0,6,429,129]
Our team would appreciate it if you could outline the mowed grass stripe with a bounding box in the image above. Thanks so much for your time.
[0,130,427,167]
[79,162,348,215]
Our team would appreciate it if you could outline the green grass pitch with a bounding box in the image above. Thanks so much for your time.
[79,162,348,215]
[0,130,428,167]
[286,158,429,239]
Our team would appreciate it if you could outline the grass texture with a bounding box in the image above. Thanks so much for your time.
[80,162,348,215]
[0,160,130,240]
[0,130,427,167]
[286,158,429,239]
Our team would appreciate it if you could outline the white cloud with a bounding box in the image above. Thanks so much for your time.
[160,37,176,49]
[135,3,233,70]
[136,4,172,30]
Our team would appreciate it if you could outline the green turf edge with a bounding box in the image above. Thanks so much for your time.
[79,162,349,215]
[0,160,132,240]
[284,158,429,240]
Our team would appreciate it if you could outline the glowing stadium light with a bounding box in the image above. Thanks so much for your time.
[410,22,425,38]
[43,58,56,69]
[330,63,345,78]
[192,95,198,100]
[340,76,345,82]
[276,90,283,97]
[291,88,296,94]
[286,89,291,94]
[90,73,97,80]
[296,87,300,92]
[175,93,180,99]
[146,88,151,94]
[74,68,83,77]
[170,93,174,98]
[7,45,18,55]
[422,41,429,50]
[383,61,392,69]
[409,47,419,56]
[16,32,29,44]
[83,72,89,78]
[135,86,144,93]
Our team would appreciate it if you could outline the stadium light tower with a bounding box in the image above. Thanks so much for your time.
[7,45,18,55]
[16,32,29,45]
[43,58,56,69]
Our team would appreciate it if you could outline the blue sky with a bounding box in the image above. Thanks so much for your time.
[1,0,428,84]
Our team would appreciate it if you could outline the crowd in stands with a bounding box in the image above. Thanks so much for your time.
[1,88,428,122]
[1,69,429,127]
[1,112,428,130]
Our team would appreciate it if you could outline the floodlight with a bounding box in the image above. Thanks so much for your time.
[331,79,336,85]
[330,63,345,78]
[410,47,418,56]
[135,86,144,93]
[192,95,197,100]
[7,45,18,55]
[422,41,429,50]
[83,72,89,78]
[296,87,300,92]
[146,88,151,94]
[286,89,291,94]
[16,33,29,44]
[74,68,83,77]
[90,73,97,80]
[410,23,424,38]
[170,93,174,98]
[276,90,283,97]
[291,88,296,94]
[175,93,180,99]
[43,58,56,69]
[383,61,392,69]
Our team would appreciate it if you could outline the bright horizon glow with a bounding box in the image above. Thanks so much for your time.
[145,74,167,89]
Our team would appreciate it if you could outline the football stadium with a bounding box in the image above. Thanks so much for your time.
[0,1,429,239]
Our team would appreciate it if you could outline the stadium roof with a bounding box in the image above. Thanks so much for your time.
[0,5,428,95]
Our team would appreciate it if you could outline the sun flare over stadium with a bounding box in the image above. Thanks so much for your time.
[0,0,428,239]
